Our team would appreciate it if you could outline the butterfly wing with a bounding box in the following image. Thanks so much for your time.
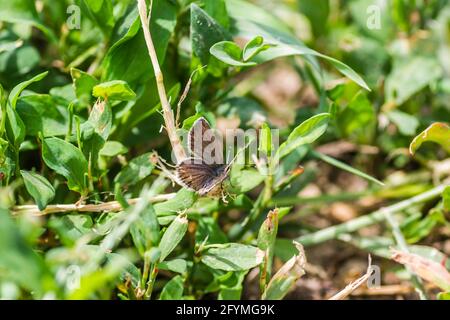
[176,159,228,196]
[188,117,223,164]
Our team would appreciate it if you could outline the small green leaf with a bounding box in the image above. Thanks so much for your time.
[92,80,136,101]
[262,242,306,300]
[158,259,188,274]
[230,166,264,193]
[8,71,48,108]
[158,213,188,262]
[159,275,184,300]
[5,103,25,148]
[201,243,263,271]
[443,186,450,211]
[257,209,279,289]
[99,141,128,157]
[387,110,419,136]
[42,137,88,194]
[410,122,450,155]
[155,189,197,217]
[242,36,271,61]
[20,170,55,210]
[114,152,155,187]
[276,113,330,160]
[70,67,98,105]
[258,122,272,156]
[130,203,160,257]
[191,3,230,65]
[210,41,256,67]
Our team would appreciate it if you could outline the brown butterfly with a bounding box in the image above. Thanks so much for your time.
[176,117,231,196]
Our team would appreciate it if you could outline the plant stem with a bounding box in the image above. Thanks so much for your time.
[296,184,447,246]
[137,0,186,164]
[12,193,176,215]
[144,264,159,300]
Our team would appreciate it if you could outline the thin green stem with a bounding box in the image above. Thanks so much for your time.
[296,184,447,246]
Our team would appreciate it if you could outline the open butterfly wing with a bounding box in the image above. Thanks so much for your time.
[176,158,228,195]
[188,117,223,164]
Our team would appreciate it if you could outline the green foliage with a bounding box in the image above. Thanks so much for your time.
[0,0,449,301]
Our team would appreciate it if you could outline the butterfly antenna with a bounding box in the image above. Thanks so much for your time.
[151,152,180,186]
[227,138,254,168]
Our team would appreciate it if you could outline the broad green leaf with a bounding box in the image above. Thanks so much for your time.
[258,209,279,288]
[276,113,330,160]
[201,243,263,271]
[410,122,450,154]
[154,188,197,217]
[16,94,70,137]
[159,275,184,300]
[81,0,114,35]
[80,100,112,176]
[130,203,160,257]
[158,213,188,262]
[102,1,176,84]
[21,170,55,210]
[5,103,25,148]
[0,208,53,296]
[70,67,98,105]
[387,110,419,136]
[99,141,128,157]
[8,71,48,108]
[385,56,443,105]
[437,292,450,300]
[227,1,370,90]
[204,0,230,29]
[158,259,188,274]
[210,41,256,67]
[191,3,230,65]
[196,217,228,245]
[242,36,271,61]
[92,80,136,101]
[114,152,155,187]
[337,92,376,143]
[230,166,264,193]
[42,137,88,194]
[0,1,55,42]
[298,0,329,37]
[48,214,93,246]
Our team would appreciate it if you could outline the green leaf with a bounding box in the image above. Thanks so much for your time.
[102,1,176,84]
[443,186,450,211]
[16,94,70,137]
[158,213,188,262]
[159,275,184,300]
[385,56,442,105]
[154,189,198,217]
[42,137,88,194]
[337,92,376,143]
[70,67,98,105]
[257,210,279,288]
[410,122,450,154]
[196,217,228,245]
[437,292,450,300]
[387,110,419,136]
[191,3,230,65]
[5,103,25,148]
[92,80,136,101]
[130,203,160,257]
[114,152,155,187]
[201,243,263,271]
[8,71,48,108]
[210,41,256,67]
[99,141,128,157]
[204,0,230,29]
[242,36,271,61]
[262,242,305,300]
[48,214,93,246]
[258,122,272,156]
[0,208,53,296]
[158,259,188,274]
[230,166,264,193]
[227,1,370,90]
[81,0,114,35]
[20,170,55,210]
[276,113,330,160]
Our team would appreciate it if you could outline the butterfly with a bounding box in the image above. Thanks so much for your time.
[176,117,232,197]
